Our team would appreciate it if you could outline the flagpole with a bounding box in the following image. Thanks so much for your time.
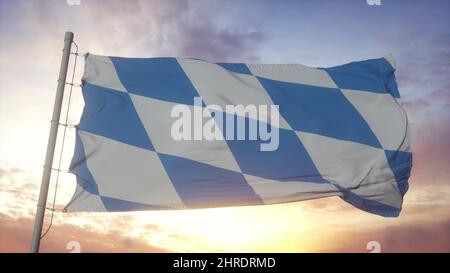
[30,31,74,253]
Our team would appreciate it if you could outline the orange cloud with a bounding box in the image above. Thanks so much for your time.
[313,219,450,253]
[0,213,167,253]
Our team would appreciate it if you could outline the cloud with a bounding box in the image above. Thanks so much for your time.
[95,0,268,61]
[381,220,450,252]
[316,219,450,253]
[0,166,40,218]
[408,120,450,186]
[9,0,267,62]
[395,33,450,115]
[0,213,167,253]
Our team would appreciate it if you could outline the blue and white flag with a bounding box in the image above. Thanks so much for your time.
[65,53,412,217]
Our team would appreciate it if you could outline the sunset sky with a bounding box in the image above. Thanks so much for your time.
[0,0,449,252]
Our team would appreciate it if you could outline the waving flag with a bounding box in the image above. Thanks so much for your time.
[65,53,411,217]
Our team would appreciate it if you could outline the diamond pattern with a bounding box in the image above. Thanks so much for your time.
[66,54,412,217]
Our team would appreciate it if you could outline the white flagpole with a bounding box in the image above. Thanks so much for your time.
[30,31,74,253]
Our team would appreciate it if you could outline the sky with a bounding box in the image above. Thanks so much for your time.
[0,0,449,252]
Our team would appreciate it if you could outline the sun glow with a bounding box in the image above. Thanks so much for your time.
[131,203,320,252]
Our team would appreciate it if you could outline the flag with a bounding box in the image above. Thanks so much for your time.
[64,53,412,217]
